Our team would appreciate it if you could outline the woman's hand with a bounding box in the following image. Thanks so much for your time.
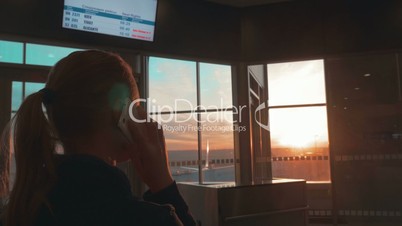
[126,105,174,193]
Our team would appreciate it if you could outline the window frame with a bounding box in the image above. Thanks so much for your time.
[146,55,236,184]
[266,59,331,183]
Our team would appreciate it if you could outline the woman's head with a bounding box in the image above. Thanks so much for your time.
[46,50,138,152]
[1,50,139,226]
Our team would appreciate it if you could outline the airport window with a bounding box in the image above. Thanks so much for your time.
[148,57,197,111]
[0,40,24,64]
[25,43,82,66]
[200,63,233,108]
[148,57,235,183]
[11,81,45,118]
[0,40,82,66]
[199,63,234,182]
[267,60,331,182]
[11,82,23,113]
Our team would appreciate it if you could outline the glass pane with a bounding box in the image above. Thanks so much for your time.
[26,43,82,66]
[200,63,233,109]
[267,59,326,106]
[200,111,235,182]
[148,57,197,112]
[11,82,23,112]
[327,54,402,211]
[151,113,199,182]
[0,40,23,64]
[25,82,45,97]
[269,106,330,181]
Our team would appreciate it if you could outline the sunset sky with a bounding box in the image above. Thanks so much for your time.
[268,60,329,148]
[148,57,234,151]
[149,58,328,151]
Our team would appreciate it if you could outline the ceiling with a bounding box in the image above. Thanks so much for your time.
[205,0,293,8]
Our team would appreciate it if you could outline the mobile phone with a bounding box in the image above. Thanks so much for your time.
[118,98,134,143]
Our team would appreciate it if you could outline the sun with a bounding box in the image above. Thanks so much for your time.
[278,133,314,148]
[269,107,328,149]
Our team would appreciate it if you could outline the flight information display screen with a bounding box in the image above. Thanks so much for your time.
[62,0,158,41]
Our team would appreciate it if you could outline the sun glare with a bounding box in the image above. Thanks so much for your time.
[278,134,314,148]
[268,60,328,150]
[270,106,329,149]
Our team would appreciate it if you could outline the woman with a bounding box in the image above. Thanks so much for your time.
[0,50,196,226]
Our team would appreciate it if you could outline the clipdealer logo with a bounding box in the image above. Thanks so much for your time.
[254,100,270,132]
[125,98,247,133]
[125,98,269,133]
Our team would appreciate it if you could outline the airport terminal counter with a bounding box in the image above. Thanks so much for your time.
[177,179,307,226]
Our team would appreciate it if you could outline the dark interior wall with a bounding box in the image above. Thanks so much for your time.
[242,0,402,62]
[0,0,241,61]
[325,52,402,222]
[241,0,324,62]
[3,0,402,63]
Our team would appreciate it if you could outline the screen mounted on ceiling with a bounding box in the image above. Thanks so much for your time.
[62,0,158,42]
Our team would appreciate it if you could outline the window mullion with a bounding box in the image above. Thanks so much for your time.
[23,42,26,65]
[268,103,326,109]
[196,62,203,184]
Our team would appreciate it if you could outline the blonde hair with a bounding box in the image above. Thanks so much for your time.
[1,50,138,226]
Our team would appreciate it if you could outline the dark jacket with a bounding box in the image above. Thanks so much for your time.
[33,154,196,226]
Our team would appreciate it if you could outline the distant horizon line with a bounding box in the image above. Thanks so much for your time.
[168,147,330,152]
[169,149,233,152]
